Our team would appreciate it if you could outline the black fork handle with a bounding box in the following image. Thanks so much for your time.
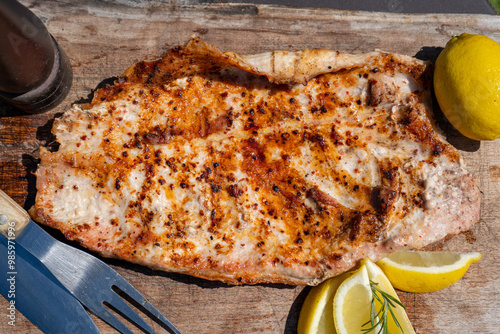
[0,0,72,113]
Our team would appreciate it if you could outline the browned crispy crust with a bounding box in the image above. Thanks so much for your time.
[33,38,480,285]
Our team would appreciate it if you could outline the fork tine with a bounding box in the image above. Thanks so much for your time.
[144,304,182,334]
[92,303,135,334]
[106,290,155,333]
[114,277,182,334]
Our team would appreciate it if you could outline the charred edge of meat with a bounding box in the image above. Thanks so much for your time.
[381,166,399,183]
[403,105,433,142]
[227,184,244,198]
[142,126,174,145]
[242,137,266,164]
[200,112,233,138]
[368,78,397,107]
[330,125,344,145]
[401,105,455,159]
[378,187,399,215]
[90,76,128,104]
[346,211,384,243]
[372,166,401,215]
[306,187,339,207]
[305,131,329,151]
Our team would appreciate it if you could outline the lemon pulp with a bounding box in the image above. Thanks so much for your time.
[297,271,354,334]
[333,265,373,334]
[332,259,415,334]
[364,259,415,333]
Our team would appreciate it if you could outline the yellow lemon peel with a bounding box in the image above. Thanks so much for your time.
[434,33,500,140]
[376,250,482,293]
[298,259,415,334]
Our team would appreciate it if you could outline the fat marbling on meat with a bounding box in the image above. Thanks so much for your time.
[32,38,480,285]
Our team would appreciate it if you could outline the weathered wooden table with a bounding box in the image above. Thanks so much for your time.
[1,1,499,333]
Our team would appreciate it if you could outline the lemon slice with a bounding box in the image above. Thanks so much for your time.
[377,251,482,293]
[332,259,415,334]
[333,265,373,334]
[297,271,353,334]
[363,259,416,334]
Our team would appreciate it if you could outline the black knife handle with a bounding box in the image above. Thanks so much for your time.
[0,0,72,113]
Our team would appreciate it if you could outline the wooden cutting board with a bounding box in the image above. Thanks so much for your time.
[1,1,499,333]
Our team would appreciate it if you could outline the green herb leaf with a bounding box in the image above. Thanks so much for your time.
[361,280,406,334]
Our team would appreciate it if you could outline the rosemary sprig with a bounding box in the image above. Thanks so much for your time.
[361,280,406,334]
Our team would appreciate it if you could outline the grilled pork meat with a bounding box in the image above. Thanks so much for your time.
[33,38,480,285]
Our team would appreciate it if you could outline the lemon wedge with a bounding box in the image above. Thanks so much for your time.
[363,259,416,334]
[333,259,415,334]
[297,271,353,334]
[377,251,482,293]
[333,265,373,334]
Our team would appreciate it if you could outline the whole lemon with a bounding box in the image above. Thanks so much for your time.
[434,33,500,140]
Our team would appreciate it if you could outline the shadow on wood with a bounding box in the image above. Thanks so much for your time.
[415,46,481,153]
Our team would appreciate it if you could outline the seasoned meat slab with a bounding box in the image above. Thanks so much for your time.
[33,38,480,285]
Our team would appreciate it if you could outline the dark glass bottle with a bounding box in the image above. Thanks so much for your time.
[0,0,72,113]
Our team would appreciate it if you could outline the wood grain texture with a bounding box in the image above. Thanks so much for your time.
[0,1,499,333]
